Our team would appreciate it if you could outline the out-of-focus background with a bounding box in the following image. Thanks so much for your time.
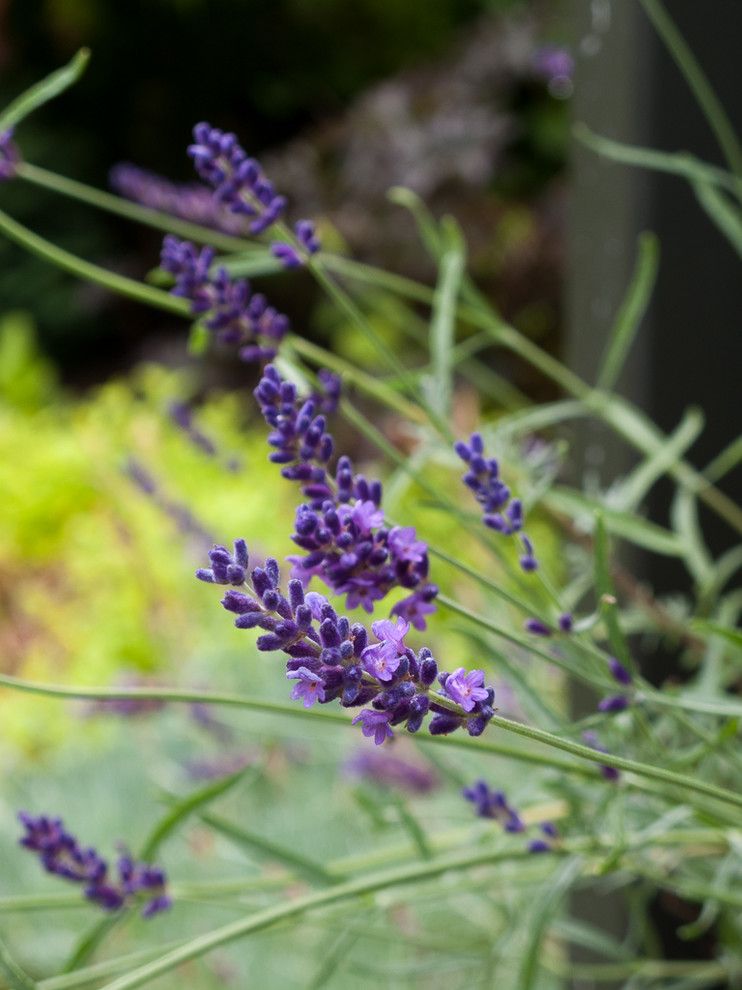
[0,0,740,982]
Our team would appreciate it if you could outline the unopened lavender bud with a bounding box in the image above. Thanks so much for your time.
[598,694,629,713]
[608,657,632,686]
[524,618,551,636]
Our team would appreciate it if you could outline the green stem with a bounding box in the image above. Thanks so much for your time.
[16,162,252,254]
[96,843,569,990]
[639,0,742,191]
[3,671,739,810]
[0,937,37,990]
[0,206,188,316]
[486,713,742,813]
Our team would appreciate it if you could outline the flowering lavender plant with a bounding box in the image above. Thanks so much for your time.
[1,18,742,987]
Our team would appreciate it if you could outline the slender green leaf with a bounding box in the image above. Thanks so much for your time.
[387,186,443,255]
[671,488,714,587]
[594,515,633,674]
[392,799,433,860]
[574,123,739,193]
[638,0,742,185]
[615,407,704,511]
[516,857,584,990]
[597,232,659,390]
[0,937,37,990]
[201,812,337,885]
[0,49,90,132]
[691,621,742,653]
[704,435,742,483]
[544,487,684,557]
[428,218,465,418]
[693,180,742,257]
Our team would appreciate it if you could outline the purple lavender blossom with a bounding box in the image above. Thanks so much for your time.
[462,781,525,832]
[528,821,559,853]
[583,731,620,781]
[255,364,437,623]
[558,613,574,632]
[188,122,287,235]
[124,458,213,547]
[0,130,20,181]
[287,666,326,707]
[441,668,490,712]
[352,709,394,746]
[524,618,551,637]
[532,46,575,88]
[608,657,632,686]
[109,162,249,235]
[455,432,538,573]
[160,235,289,363]
[196,538,249,585]
[200,542,493,742]
[345,750,438,794]
[598,694,630,714]
[271,220,322,269]
[18,814,170,918]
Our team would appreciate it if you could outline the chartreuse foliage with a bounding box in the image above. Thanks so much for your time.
[0,3,741,987]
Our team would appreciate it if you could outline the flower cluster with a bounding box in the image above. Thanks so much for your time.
[271,220,321,269]
[455,432,538,572]
[462,782,560,852]
[109,162,249,235]
[524,613,573,636]
[197,542,493,742]
[462,780,525,832]
[255,364,437,626]
[160,235,289,362]
[188,122,287,235]
[18,813,170,917]
[599,657,633,713]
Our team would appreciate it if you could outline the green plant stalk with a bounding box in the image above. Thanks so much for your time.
[94,843,579,990]
[573,123,739,193]
[0,49,90,133]
[2,673,740,811]
[0,207,188,316]
[639,0,742,191]
[0,938,37,990]
[16,162,253,254]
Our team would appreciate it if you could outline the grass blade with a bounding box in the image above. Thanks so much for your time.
[200,812,337,886]
[429,217,465,419]
[0,936,37,990]
[0,50,90,132]
[693,180,742,258]
[597,232,659,390]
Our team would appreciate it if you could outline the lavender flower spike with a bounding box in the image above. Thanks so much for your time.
[462,781,525,832]
[0,130,20,181]
[18,813,170,918]
[160,235,289,363]
[188,122,286,235]
[608,656,632,686]
[455,432,538,573]
[271,220,322,270]
[201,549,492,741]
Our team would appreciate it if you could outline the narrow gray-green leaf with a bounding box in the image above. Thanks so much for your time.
[544,487,684,557]
[691,620,742,653]
[597,232,659,390]
[671,488,714,588]
[201,811,336,886]
[594,515,633,674]
[574,123,738,193]
[516,857,584,990]
[615,407,704,512]
[693,180,742,258]
[429,218,465,418]
[0,936,37,990]
[0,50,90,132]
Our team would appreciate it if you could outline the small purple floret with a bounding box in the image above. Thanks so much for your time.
[352,709,394,746]
[0,130,20,181]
